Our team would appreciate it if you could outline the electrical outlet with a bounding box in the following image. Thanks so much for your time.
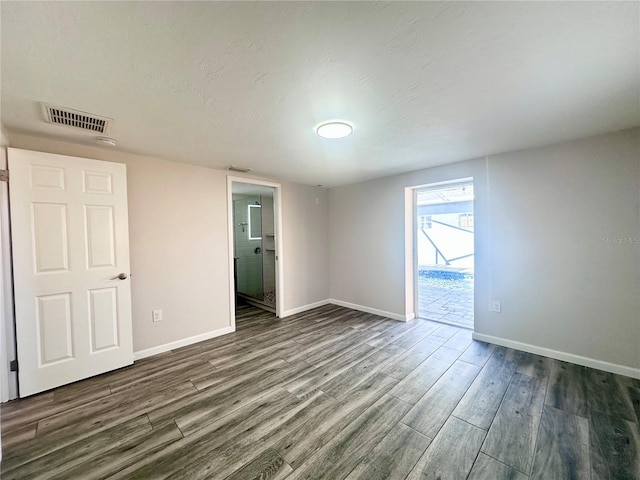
[490,301,501,313]
[152,309,162,322]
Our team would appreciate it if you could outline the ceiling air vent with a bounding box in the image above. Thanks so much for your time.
[41,104,112,134]
[227,165,252,173]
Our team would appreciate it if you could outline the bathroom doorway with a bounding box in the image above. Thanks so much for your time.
[228,178,283,325]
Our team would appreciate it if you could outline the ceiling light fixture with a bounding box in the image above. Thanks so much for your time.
[316,121,353,139]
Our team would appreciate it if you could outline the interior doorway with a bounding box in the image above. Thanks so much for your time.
[415,179,474,328]
[227,178,282,327]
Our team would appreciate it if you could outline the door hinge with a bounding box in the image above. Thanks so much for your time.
[9,359,18,372]
[0,170,8,182]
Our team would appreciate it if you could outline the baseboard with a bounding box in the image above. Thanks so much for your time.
[133,326,235,361]
[280,299,331,318]
[472,332,640,379]
[329,299,407,322]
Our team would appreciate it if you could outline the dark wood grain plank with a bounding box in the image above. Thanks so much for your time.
[530,405,590,480]
[283,343,377,397]
[468,453,528,480]
[225,448,292,480]
[0,422,37,450]
[443,328,473,351]
[166,362,314,435]
[111,388,327,479]
[453,353,517,430]
[296,329,381,366]
[283,394,411,480]
[192,358,288,391]
[1,386,107,434]
[511,350,552,381]
[208,337,301,369]
[292,323,353,347]
[1,392,54,421]
[402,360,480,438]
[344,422,431,480]
[48,423,183,480]
[318,344,405,399]
[37,377,198,435]
[109,358,212,394]
[545,360,589,418]
[406,416,486,480]
[163,385,394,480]
[587,368,638,423]
[369,318,402,332]
[458,340,495,367]
[2,381,195,469]
[272,373,398,469]
[482,373,547,475]
[366,321,422,348]
[388,346,461,405]
[629,386,640,426]
[430,323,461,339]
[379,335,446,380]
[347,313,391,331]
[590,411,640,480]
[1,415,153,480]
[391,321,440,349]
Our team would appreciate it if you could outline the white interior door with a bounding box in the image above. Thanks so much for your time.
[9,148,133,397]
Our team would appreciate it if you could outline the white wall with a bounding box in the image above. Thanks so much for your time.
[281,182,330,315]
[483,128,639,373]
[4,133,330,357]
[330,128,640,375]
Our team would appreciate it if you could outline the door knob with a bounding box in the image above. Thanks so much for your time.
[111,273,128,280]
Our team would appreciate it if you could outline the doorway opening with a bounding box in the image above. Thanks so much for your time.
[415,179,474,329]
[228,178,282,328]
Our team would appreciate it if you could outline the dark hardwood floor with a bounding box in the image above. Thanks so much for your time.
[1,304,639,479]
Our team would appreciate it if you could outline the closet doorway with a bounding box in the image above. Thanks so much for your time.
[227,178,283,326]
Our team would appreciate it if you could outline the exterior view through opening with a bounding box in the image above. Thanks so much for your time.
[415,180,474,328]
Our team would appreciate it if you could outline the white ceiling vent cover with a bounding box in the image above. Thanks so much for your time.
[227,165,253,173]
[41,104,112,134]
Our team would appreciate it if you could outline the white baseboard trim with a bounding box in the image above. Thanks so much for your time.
[280,299,331,318]
[329,299,407,322]
[472,332,640,379]
[134,326,235,361]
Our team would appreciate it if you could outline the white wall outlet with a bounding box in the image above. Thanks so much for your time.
[490,301,502,313]
[152,309,162,322]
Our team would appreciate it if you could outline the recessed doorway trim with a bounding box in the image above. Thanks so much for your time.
[227,176,284,330]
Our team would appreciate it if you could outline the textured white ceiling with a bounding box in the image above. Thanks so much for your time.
[1,2,638,187]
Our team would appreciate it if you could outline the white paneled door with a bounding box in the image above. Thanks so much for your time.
[8,148,133,397]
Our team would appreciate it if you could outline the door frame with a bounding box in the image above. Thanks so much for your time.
[410,177,475,326]
[0,144,17,403]
[226,176,283,328]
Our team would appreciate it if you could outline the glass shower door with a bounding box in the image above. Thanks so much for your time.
[234,196,264,300]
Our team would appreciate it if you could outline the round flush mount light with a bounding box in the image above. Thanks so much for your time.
[316,121,353,139]
[96,137,117,147]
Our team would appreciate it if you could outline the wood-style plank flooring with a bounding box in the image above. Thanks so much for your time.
[1,304,639,479]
